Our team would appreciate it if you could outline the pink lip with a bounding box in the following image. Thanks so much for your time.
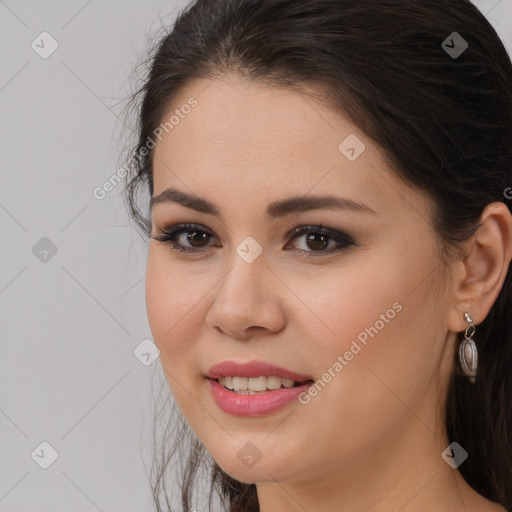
[206,360,314,417]
[206,360,313,382]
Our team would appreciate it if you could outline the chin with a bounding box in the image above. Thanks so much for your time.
[201,436,301,485]
[211,457,280,485]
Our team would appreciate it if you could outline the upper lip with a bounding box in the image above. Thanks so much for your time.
[206,360,313,382]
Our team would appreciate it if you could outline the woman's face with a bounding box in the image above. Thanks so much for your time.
[146,74,456,485]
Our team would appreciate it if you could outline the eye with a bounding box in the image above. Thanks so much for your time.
[284,224,355,257]
[152,222,355,257]
[152,223,217,254]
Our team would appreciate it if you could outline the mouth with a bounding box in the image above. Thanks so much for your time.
[205,360,315,415]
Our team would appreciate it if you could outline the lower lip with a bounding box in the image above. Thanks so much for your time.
[207,378,313,417]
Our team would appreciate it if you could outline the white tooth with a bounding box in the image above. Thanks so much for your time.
[232,376,248,391]
[219,375,299,392]
[248,376,267,391]
[267,376,282,390]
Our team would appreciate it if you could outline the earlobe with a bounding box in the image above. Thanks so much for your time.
[448,201,512,332]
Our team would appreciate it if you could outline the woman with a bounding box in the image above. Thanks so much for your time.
[123,0,512,510]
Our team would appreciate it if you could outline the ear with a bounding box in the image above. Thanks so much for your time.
[447,201,512,333]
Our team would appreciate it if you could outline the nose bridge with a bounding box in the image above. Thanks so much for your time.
[206,241,286,336]
[216,240,267,310]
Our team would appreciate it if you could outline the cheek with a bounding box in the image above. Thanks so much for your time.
[145,256,208,418]
[293,261,404,358]
[296,252,445,439]
[145,251,203,362]
[312,239,441,363]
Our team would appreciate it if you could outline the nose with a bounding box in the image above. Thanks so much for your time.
[205,254,287,340]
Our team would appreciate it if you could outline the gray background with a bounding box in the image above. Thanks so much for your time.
[1,1,511,511]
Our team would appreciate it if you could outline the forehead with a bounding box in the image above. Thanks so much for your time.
[155,74,350,168]
[151,74,427,221]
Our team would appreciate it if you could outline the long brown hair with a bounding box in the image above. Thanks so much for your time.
[122,1,512,510]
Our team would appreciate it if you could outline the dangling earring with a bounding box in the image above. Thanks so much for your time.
[459,313,478,383]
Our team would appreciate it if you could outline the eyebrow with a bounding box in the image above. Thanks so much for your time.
[149,187,378,220]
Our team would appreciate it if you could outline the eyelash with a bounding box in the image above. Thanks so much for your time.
[152,222,356,258]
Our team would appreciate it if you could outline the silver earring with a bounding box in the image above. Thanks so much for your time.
[459,313,478,383]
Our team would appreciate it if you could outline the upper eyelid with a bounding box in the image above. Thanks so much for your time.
[156,222,347,238]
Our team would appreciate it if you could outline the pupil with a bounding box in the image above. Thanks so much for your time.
[307,233,328,251]
[188,230,209,247]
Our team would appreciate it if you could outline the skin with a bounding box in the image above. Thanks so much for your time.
[145,73,512,512]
